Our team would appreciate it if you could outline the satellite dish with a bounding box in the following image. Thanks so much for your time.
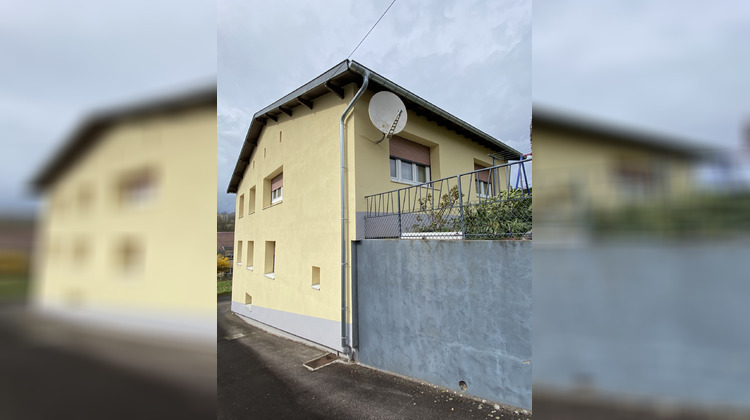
[369,91,407,141]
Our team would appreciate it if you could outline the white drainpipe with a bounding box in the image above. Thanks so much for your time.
[340,65,370,356]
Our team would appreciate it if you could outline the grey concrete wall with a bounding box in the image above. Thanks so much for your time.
[355,239,532,410]
[534,239,750,410]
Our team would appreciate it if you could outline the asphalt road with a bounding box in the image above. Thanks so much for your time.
[217,297,531,420]
[0,303,215,420]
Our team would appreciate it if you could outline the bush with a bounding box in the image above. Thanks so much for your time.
[464,189,532,239]
[217,254,231,274]
[413,185,463,233]
[412,186,532,239]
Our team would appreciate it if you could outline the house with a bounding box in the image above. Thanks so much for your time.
[30,87,217,339]
[217,231,235,259]
[532,107,712,234]
[227,60,521,353]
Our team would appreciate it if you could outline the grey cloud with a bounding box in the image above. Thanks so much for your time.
[218,0,531,212]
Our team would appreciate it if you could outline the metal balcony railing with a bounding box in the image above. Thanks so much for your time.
[364,159,532,240]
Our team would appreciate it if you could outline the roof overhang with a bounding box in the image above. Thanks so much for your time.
[226,60,522,194]
[533,106,718,160]
[31,86,217,192]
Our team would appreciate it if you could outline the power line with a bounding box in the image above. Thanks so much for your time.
[347,0,398,60]
[326,0,397,84]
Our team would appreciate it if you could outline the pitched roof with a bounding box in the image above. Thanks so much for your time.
[31,86,217,192]
[533,106,717,159]
[226,60,522,193]
[217,231,235,251]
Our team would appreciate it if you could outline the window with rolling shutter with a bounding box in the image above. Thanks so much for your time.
[389,136,431,184]
[474,163,493,198]
[271,173,283,204]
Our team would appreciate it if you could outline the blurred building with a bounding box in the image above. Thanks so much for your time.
[531,108,750,416]
[30,87,217,339]
[217,231,234,259]
[532,108,712,240]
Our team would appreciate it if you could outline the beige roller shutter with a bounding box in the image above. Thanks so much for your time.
[389,136,430,166]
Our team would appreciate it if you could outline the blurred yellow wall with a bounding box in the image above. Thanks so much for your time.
[32,104,217,323]
[533,123,694,223]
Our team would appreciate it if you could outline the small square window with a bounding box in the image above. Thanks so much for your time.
[246,241,254,270]
[117,238,144,277]
[118,168,156,208]
[264,241,276,278]
[248,186,256,214]
[311,266,320,290]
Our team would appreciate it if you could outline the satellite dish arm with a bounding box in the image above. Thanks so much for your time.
[375,109,403,144]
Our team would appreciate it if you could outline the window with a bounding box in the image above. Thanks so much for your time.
[117,238,144,277]
[239,194,245,218]
[271,173,283,204]
[474,163,493,198]
[78,184,93,213]
[246,241,254,270]
[476,180,492,198]
[389,136,431,185]
[248,186,256,214]
[390,158,430,184]
[311,266,320,290]
[73,237,89,266]
[237,241,243,265]
[263,168,284,208]
[117,168,156,208]
[615,160,663,201]
[264,241,276,278]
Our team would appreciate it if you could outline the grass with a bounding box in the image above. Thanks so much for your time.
[217,280,232,296]
[0,275,30,301]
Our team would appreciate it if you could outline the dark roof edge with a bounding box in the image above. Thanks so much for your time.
[253,61,351,121]
[227,60,522,193]
[533,105,720,159]
[227,61,353,194]
[31,86,217,192]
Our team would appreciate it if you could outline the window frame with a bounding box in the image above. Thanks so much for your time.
[389,157,430,185]
[476,179,493,198]
[271,186,283,204]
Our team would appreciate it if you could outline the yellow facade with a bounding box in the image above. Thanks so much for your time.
[231,83,506,350]
[32,103,217,332]
[232,91,346,323]
[533,122,694,222]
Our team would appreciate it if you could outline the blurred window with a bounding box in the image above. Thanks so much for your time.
[118,168,156,208]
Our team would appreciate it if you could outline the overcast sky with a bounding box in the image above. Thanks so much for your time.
[218,0,532,213]
[7,2,745,216]
[0,0,215,216]
[534,0,750,154]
